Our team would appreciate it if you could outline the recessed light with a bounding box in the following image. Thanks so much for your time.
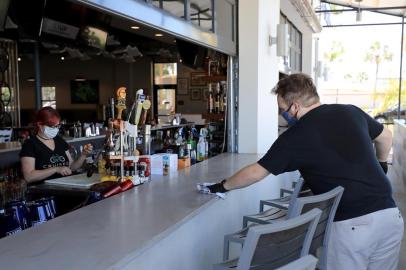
[17,57,21,61]
[60,56,65,61]
[155,33,163,37]
[131,26,140,30]
[74,76,86,82]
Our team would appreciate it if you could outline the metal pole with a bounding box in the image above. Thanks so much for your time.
[398,16,404,119]
[34,41,41,110]
[314,38,319,87]
[184,0,190,21]
[211,0,215,33]
[227,56,236,153]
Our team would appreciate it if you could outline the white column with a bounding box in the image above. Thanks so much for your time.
[238,0,280,154]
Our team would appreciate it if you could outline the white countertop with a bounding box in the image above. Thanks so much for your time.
[0,153,261,270]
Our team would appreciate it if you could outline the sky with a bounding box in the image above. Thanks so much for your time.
[317,8,403,92]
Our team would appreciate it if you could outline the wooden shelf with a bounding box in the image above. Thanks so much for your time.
[202,113,225,121]
[108,155,123,160]
[202,75,227,83]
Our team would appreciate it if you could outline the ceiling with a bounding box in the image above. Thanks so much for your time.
[321,0,406,17]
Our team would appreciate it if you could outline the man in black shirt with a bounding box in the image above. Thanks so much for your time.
[208,73,403,270]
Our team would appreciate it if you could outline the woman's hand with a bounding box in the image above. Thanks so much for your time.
[82,144,93,156]
[56,166,72,176]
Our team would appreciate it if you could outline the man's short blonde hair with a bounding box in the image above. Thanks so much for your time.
[272,73,319,106]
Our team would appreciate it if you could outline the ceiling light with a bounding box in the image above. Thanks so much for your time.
[74,76,86,82]
[131,26,140,30]
[155,33,163,37]
[27,77,35,82]
[17,57,21,62]
[60,56,65,61]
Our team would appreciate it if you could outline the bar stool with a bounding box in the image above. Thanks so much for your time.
[223,186,344,270]
[213,209,322,270]
[243,178,311,228]
[276,255,318,270]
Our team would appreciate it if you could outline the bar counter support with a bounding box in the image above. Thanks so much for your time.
[0,153,298,270]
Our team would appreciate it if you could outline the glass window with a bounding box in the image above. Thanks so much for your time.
[190,0,213,31]
[152,0,186,18]
[154,63,177,85]
[215,0,235,39]
[157,89,176,115]
[41,86,56,108]
[280,13,302,73]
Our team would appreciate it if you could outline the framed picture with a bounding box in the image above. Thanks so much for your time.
[190,88,201,100]
[70,80,99,104]
[202,87,209,101]
[190,72,207,86]
[177,78,188,95]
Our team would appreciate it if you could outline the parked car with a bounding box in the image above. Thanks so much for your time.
[374,107,406,124]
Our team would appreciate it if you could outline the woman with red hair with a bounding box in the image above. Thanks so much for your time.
[20,107,92,183]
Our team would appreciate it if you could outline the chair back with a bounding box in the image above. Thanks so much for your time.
[290,177,305,201]
[288,186,344,270]
[237,208,322,270]
[276,255,318,270]
[280,178,305,218]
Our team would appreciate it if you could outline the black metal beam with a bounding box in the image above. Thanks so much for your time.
[316,9,354,13]
[323,22,404,27]
[321,0,406,11]
[320,0,406,17]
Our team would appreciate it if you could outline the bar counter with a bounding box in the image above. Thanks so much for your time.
[392,119,406,184]
[0,153,287,270]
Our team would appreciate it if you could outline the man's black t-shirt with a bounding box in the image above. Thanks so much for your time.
[258,104,396,221]
[20,136,70,180]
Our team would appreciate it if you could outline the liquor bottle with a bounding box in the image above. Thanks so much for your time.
[163,130,171,149]
[208,84,214,114]
[197,134,206,162]
[215,83,221,114]
[187,131,196,150]
[220,82,227,114]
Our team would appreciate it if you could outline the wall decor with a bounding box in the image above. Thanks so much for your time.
[190,88,201,100]
[177,78,188,95]
[190,72,207,86]
[70,80,99,104]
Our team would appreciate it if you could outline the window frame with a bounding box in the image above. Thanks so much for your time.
[41,86,56,108]
[280,13,303,73]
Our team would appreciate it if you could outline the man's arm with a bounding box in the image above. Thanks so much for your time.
[374,127,392,162]
[223,163,270,190]
[206,163,270,193]
[220,163,270,191]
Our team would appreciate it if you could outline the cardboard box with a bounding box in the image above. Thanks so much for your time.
[151,153,178,175]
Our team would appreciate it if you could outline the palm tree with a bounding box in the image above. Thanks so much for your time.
[324,41,345,63]
[364,41,393,108]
